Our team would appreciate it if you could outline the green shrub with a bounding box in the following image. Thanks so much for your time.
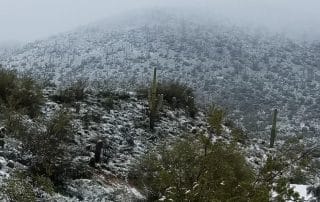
[31,110,74,178]
[5,109,75,181]
[137,81,197,117]
[0,68,17,102]
[101,97,114,110]
[50,79,88,104]
[130,135,306,201]
[208,105,226,135]
[129,135,269,201]
[33,175,55,195]
[0,68,43,118]
[3,171,36,202]
[289,170,308,184]
[1,171,55,201]
[231,127,248,144]
[96,90,130,111]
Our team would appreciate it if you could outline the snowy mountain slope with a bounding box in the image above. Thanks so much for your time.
[1,11,320,139]
[0,86,249,201]
[0,85,317,201]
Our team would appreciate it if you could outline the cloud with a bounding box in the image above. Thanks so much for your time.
[0,0,319,43]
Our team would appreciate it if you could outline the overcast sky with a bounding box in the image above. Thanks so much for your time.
[0,0,319,44]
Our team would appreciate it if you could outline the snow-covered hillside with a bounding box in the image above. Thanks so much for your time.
[1,11,320,141]
[0,84,317,201]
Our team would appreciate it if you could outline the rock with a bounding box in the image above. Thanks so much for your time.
[7,160,14,168]
[0,127,6,134]
[126,136,135,147]
[89,157,96,168]
[191,127,197,134]
[166,111,176,120]
[0,157,6,170]
[86,144,92,151]
[0,127,5,139]
[0,139,4,149]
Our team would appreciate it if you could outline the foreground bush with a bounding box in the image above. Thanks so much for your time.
[2,171,36,202]
[1,171,55,202]
[130,134,309,201]
[129,135,270,201]
[0,67,43,118]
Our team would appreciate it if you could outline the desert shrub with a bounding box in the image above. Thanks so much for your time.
[81,110,102,127]
[33,174,55,195]
[0,68,17,102]
[137,81,197,117]
[289,170,308,184]
[30,110,74,179]
[96,91,116,110]
[101,97,114,110]
[50,79,88,104]
[2,171,36,202]
[129,135,269,201]
[1,171,55,201]
[0,67,43,118]
[96,89,130,110]
[231,127,248,144]
[5,109,75,182]
[208,105,226,135]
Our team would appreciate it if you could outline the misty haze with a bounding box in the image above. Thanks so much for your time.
[0,0,320,201]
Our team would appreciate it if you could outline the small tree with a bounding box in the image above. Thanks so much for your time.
[208,105,225,135]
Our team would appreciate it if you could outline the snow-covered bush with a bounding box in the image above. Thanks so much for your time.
[0,66,43,118]
[2,171,36,202]
[5,109,79,183]
[207,105,226,136]
[50,79,88,104]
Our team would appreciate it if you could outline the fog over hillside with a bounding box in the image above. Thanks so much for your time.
[0,0,320,43]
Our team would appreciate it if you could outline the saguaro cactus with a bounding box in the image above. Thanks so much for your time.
[270,109,278,148]
[94,140,103,163]
[149,68,159,130]
[0,127,5,149]
[157,94,164,112]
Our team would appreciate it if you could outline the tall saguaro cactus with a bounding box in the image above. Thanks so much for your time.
[149,68,158,130]
[270,109,278,148]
